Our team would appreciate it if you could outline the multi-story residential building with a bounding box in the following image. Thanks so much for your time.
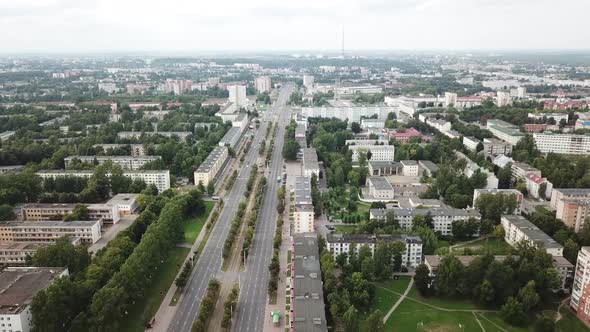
[231,113,249,132]
[303,148,320,178]
[290,234,327,332]
[370,207,481,236]
[511,161,541,182]
[463,136,481,151]
[425,118,452,133]
[366,177,394,200]
[0,220,102,244]
[301,106,394,122]
[161,79,192,95]
[36,170,171,192]
[525,174,553,200]
[0,165,24,174]
[473,189,523,213]
[528,112,569,123]
[444,92,457,107]
[482,138,513,156]
[326,233,423,268]
[143,110,171,121]
[303,75,314,89]
[228,85,248,107]
[401,160,419,177]
[348,145,395,162]
[486,119,525,146]
[107,193,139,216]
[551,189,590,232]
[533,133,590,155]
[16,203,119,224]
[0,267,69,332]
[501,215,563,257]
[64,155,161,170]
[218,127,242,149]
[293,176,314,234]
[455,96,483,109]
[335,85,383,97]
[117,131,192,141]
[456,152,499,189]
[360,118,385,129]
[92,144,154,157]
[98,82,119,94]
[194,146,229,186]
[571,247,590,324]
[418,160,439,177]
[254,76,272,93]
[496,91,512,107]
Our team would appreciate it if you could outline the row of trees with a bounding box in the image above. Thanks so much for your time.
[191,279,220,332]
[222,201,247,260]
[268,186,285,299]
[242,176,267,257]
[221,284,240,329]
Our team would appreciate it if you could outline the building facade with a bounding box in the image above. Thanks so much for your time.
[501,215,563,257]
[194,146,229,186]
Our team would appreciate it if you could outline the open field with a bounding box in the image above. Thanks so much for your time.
[451,237,512,255]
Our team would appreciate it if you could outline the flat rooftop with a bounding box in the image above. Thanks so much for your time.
[107,193,140,205]
[327,233,422,244]
[502,215,563,249]
[368,177,393,191]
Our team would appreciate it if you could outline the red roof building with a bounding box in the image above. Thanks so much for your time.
[390,127,423,143]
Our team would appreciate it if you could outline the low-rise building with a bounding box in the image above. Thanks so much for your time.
[528,112,569,123]
[293,176,315,234]
[107,193,139,216]
[482,138,513,156]
[0,165,25,174]
[36,170,171,192]
[291,234,327,332]
[551,189,590,232]
[511,161,541,182]
[390,127,422,143]
[525,174,553,200]
[194,146,229,186]
[533,133,590,155]
[17,203,120,224]
[348,145,395,162]
[501,215,563,257]
[366,177,395,200]
[0,243,43,266]
[463,136,481,151]
[0,267,69,332]
[64,155,161,170]
[231,113,248,132]
[218,127,242,149]
[401,160,419,177]
[418,160,439,177]
[456,152,499,189]
[371,207,481,236]
[303,148,320,178]
[368,161,401,176]
[0,220,102,244]
[426,118,452,133]
[326,233,423,267]
[360,118,385,129]
[117,131,191,141]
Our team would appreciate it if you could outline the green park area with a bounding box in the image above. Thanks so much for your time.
[451,237,513,256]
[364,277,588,332]
[182,201,214,244]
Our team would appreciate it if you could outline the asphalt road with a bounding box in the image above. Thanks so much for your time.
[167,85,292,332]
[232,84,293,332]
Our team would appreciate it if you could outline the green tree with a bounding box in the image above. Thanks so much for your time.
[342,305,359,332]
[517,280,539,313]
[501,296,526,326]
[351,122,361,134]
[434,255,464,297]
[32,237,90,275]
[533,313,555,332]
[476,279,495,304]
[207,180,215,196]
[414,263,431,296]
[365,309,384,332]
[282,140,300,161]
[64,204,89,221]
[0,204,16,221]
[564,239,580,264]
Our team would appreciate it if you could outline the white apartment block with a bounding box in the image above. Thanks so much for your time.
[425,118,452,133]
[293,176,315,234]
[254,76,272,93]
[16,203,120,224]
[194,146,229,186]
[486,119,525,146]
[326,233,423,268]
[232,113,249,132]
[511,161,541,182]
[301,106,395,122]
[64,155,161,170]
[370,207,481,236]
[303,75,314,89]
[228,85,248,107]
[117,131,191,141]
[445,92,457,107]
[36,170,171,192]
[348,145,395,162]
[302,148,320,178]
[501,215,563,257]
[218,127,242,149]
[463,136,480,151]
[528,112,569,123]
[366,177,394,200]
[571,247,590,323]
[0,267,69,332]
[360,118,385,129]
[526,174,553,200]
[456,152,499,189]
[533,133,590,155]
[401,160,419,177]
[0,220,102,244]
[496,91,512,107]
[473,189,523,213]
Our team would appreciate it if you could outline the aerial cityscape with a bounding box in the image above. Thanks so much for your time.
[2,1,590,332]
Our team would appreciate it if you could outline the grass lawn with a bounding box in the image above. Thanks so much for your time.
[182,201,214,244]
[120,247,190,332]
[334,224,358,234]
[451,237,512,255]
[556,307,590,332]
[387,299,482,332]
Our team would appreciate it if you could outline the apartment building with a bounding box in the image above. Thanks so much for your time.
[486,119,525,146]
[360,118,385,129]
[293,176,314,234]
[473,189,523,213]
[254,76,272,93]
[496,91,512,107]
[326,233,423,268]
[401,160,419,177]
[456,151,499,189]
[303,148,320,178]
[117,131,192,141]
[64,155,161,170]
[425,118,452,133]
[481,138,513,156]
[528,112,569,123]
[348,145,395,162]
[301,106,394,122]
[551,189,590,232]
[231,113,249,132]
[366,177,395,200]
[370,207,481,236]
[290,234,327,332]
[0,267,69,332]
[533,133,590,155]
[218,127,242,149]
[390,127,422,143]
[571,247,590,325]
[194,146,229,186]
[36,170,171,192]
[511,161,541,182]
[228,85,248,107]
[526,174,553,200]
[0,165,24,174]
[0,220,102,244]
[501,215,563,257]
[16,203,120,224]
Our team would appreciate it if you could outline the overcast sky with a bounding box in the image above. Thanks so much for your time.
[1,0,589,53]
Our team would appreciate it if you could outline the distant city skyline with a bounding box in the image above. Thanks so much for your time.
[0,0,589,53]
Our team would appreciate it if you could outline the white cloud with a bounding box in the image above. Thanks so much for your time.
[0,0,588,53]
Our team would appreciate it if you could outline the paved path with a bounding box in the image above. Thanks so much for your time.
[89,215,136,254]
[383,278,414,323]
